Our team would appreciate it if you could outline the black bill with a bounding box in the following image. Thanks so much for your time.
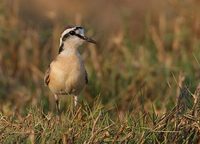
[75,33,97,44]
[82,35,97,44]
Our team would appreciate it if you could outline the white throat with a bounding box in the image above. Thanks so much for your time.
[60,41,80,56]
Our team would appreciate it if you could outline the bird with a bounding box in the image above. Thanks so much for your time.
[44,26,96,113]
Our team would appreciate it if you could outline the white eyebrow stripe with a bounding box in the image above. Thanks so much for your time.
[59,26,84,47]
[61,27,76,38]
[59,27,76,47]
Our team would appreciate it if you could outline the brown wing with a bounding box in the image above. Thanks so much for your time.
[44,66,50,86]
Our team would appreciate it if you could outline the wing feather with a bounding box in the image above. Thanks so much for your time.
[44,66,50,86]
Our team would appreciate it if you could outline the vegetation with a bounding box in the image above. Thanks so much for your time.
[0,0,200,143]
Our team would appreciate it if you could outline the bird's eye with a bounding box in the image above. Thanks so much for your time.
[69,31,75,35]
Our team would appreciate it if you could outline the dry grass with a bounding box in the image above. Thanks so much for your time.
[1,89,200,143]
[0,0,200,143]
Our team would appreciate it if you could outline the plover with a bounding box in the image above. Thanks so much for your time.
[44,26,96,112]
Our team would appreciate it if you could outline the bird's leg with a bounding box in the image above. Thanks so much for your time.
[54,94,60,114]
[73,95,78,107]
[71,95,78,115]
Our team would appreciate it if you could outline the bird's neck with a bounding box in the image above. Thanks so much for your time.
[59,41,80,55]
[60,44,79,56]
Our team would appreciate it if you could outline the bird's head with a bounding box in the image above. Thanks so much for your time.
[59,26,96,53]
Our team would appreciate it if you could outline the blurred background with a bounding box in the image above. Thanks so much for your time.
[0,0,200,115]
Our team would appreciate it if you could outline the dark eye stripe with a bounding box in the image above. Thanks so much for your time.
[58,43,64,54]
[62,30,76,41]
[74,33,85,40]
[62,33,70,41]
[62,26,84,42]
